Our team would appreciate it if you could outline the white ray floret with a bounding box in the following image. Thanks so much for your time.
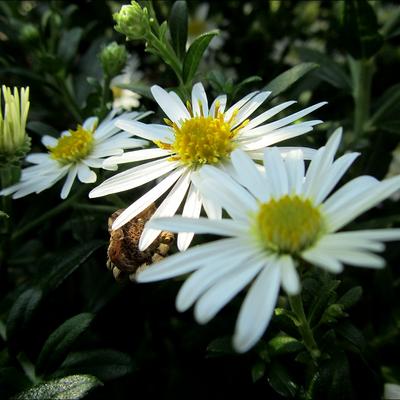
[0,111,150,199]
[137,128,400,353]
[90,82,326,250]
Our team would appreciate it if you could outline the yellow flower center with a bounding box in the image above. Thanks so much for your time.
[49,125,94,164]
[159,102,247,169]
[254,195,325,254]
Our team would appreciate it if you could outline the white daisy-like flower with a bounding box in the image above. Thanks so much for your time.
[89,82,326,251]
[111,55,143,110]
[137,128,400,353]
[0,111,150,199]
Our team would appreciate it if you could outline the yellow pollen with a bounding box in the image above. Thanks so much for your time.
[166,110,248,168]
[254,195,325,254]
[49,125,94,164]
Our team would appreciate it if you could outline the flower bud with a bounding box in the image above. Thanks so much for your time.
[100,42,128,78]
[113,1,149,40]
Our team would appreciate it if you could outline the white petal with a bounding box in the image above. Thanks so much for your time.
[112,167,184,230]
[89,159,179,198]
[103,148,171,167]
[209,95,227,117]
[25,153,51,164]
[77,163,97,183]
[322,176,379,219]
[337,229,400,242]
[302,247,344,273]
[139,171,191,250]
[231,149,269,201]
[147,216,248,237]
[278,146,317,160]
[60,165,78,199]
[41,136,58,148]
[191,82,209,117]
[318,233,385,252]
[332,249,385,269]
[83,116,98,131]
[177,184,203,251]
[232,91,271,128]
[233,259,281,353]
[201,192,222,219]
[151,85,190,124]
[176,245,261,312]
[326,175,400,232]
[137,238,244,282]
[284,149,305,195]
[280,256,300,295]
[240,101,297,132]
[194,257,265,324]
[263,147,289,197]
[224,91,259,121]
[116,119,174,143]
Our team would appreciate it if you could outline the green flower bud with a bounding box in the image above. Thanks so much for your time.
[0,86,31,166]
[100,42,128,78]
[113,1,149,40]
[19,23,40,44]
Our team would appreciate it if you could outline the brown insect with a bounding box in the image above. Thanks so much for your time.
[106,204,174,282]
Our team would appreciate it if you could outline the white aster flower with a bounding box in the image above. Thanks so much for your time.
[137,128,400,353]
[90,82,325,251]
[111,55,143,110]
[0,111,149,199]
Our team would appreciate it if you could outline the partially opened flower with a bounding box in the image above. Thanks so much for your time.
[89,82,326,251]
[137,128,400,353]
[1,111,149,199]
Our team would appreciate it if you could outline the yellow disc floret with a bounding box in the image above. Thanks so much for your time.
[165,104,247,168]
[254,195,325,254]
[49,125,94,164]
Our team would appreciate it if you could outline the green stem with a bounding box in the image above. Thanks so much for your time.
[349,57,374,144]
[99,74,112,120]
[11,187,85,241]
[73,203,116,213]
[289,294,320,361]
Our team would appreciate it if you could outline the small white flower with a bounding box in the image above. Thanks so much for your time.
[384,383,400,399]
[111,55,143,110]
[90,82,325,251]
[137,128,400,353]
[1,111,149,199]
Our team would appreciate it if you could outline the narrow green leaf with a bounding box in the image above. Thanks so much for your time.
[267,362,297,398]
[370,83,400,126]
[0,210,8,219]
[40,240,103,291]
[57,28,83,64]
[54,349,134,381]
[36,313,94,376]
[337,286,363,309]
[340,0,383,59]
[320,304,348,324]
[183,30,219,84]
[268,335,303,356]
[264,63,319,98]
[6,288,42,343]
[298,47,351,92]
[27,121,58,138]
[12,374,102,400]
[169,1,188,61]
[251,361,266,383]
[336,320,366,352]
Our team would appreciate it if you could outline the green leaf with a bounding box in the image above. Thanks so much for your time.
[27,121,59,138]
[313,351,353,400]
[0,210,8,219]
[6,288,42,344]
[206,336,235,357]
[182,30,219,84]
[370,83,400,126]
[54,349,134,381]
[320,304,348,325]
[337,286,363,309]
[251,361,266,383]
[298,47,351,92]
[264,63,319,98]
[169,1,188,61]
[267,362,297,398]
[268,335,304,356]
[12,374,102,400]
[340,0,383,59]
[40,240,103,292]
[57,28,83,64]
[231,76,263,99]
[336,320,366,352]
[36,313,94,377]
